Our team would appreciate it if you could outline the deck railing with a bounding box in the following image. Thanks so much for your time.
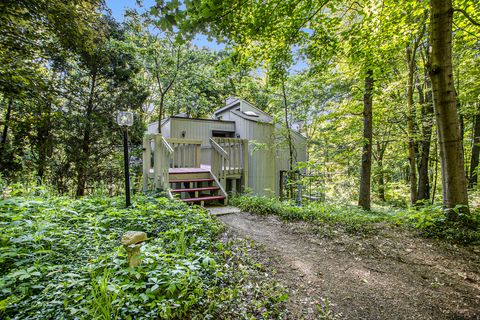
[212,138,249,187]
[143,135,249,194]
[209,138,229,187]
[166,138,202,168]
[143,134,173,192]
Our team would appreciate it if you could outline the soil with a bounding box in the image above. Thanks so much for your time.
[218,213,480,320]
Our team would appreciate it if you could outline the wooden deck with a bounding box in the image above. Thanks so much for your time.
[169,167,210,174]
[143,135,248,201]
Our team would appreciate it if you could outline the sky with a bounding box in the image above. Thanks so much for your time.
[105,0,307,72]
[105,0,226,51]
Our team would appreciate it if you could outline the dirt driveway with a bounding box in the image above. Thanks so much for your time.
[218,213,480,319]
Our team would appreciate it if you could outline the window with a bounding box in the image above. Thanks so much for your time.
[243,110,259,117]
[212,130,235,138]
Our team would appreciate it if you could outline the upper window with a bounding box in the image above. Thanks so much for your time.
[243,110,259,117]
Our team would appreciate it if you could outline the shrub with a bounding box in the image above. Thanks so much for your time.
[0,189,286,319]
[232,195,480,244]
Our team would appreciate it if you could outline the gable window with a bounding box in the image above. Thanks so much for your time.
[212,130,235,138]
[243,110,259,117]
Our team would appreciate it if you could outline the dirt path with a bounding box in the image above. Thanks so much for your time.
[218,213,480,320]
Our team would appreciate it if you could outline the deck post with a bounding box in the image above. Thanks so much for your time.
[142,135,149,192]
[196,144,201,167]
[154,135,162,190]
[242,139,249,192]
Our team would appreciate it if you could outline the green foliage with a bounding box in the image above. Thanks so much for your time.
[231,195,480,244]
[0,187,287,319]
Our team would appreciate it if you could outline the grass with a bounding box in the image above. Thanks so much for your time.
[230,195,480,244]
[0,185,287,319]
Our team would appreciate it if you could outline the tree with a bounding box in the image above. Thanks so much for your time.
[428,0,469,216]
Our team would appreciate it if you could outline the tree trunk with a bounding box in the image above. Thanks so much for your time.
[416,75,434,201]
[428,0,469,216]
[282,80,295,199]
[406,45,418,205]
[157,92,164,134]
[36,101,53,182]
[76,70,96,197]
[375,141,386,202]
[469,103,480,188]
[378,158,385,202]
[0,97,12,152]
[358,70,373,210]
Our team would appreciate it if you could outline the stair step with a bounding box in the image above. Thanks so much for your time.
[169,168,210,174]
[170,178,215,184]
[171,186,220,193]
[182,195,226,203]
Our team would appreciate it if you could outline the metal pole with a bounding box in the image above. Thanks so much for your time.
[123,127,131,207]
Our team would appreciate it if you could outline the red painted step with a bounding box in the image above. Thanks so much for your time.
[169,178,215,184]
[171,186,220,193]
[182,195,226,203]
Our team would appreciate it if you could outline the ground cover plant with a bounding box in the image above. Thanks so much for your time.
[231,195,480,244]
[0,185,287,319]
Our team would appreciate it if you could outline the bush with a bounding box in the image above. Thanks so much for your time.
[0,189,286,319]
[231,195,480,244]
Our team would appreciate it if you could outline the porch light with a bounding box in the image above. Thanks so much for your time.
[117,111,134,207]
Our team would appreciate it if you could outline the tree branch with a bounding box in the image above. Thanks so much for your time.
[454,8,480,27]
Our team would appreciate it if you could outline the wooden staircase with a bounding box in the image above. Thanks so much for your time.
[169,168,227,205]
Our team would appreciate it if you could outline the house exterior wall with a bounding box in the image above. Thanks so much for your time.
[145,99,308,198]
[274,124,308,196]
[170,118,235,165]
[229,112,276,196]
[147,119,171,137]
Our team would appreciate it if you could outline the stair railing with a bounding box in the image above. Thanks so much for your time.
[166,138,202,168]
[142,134,173,194]
[209,138,229,189]
[212,138,249,187]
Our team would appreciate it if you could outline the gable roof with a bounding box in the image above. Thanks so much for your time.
[213,98,272,120]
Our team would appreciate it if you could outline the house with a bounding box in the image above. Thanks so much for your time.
[143,98,307,204]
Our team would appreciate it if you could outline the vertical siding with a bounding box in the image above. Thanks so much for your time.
[146,120,171,137]
[230,112,275,196]
[170,118,235,165]
[273,124,308,196]
[239,100,272,122]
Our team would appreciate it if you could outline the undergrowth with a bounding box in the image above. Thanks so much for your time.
[230,195,480,244]
[0,186,287,319]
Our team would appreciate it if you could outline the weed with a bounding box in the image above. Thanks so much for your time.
[0,186,287,319]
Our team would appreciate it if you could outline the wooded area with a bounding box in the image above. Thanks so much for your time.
[1,0,479,216]
[1,0,479,318]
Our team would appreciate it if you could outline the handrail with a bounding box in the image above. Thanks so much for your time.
[142,134,172,196]
[161,136,174,154]
[166,138,202,168]
[209,138,229,159]
[212,137,249,192]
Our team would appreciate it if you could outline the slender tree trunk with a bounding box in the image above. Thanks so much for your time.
[378,157,385,202]
[375,141,386,202]
[76,70,96,197]
[406,45,418,205]
[36,101,52,182]
[428,0,469,216]
[432,137,439,204]
[416,76,434,201]
[358,70,373,210]
[469,103,480,188]
[0,97,12,152]
[282,80,295,198]
[157,92,165,134]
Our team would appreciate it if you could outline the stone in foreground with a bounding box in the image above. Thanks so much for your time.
[122,231,147,267]
[121,231,147,246]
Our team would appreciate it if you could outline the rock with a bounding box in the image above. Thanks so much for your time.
[122,231,147,268]
[122,231,147,246]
